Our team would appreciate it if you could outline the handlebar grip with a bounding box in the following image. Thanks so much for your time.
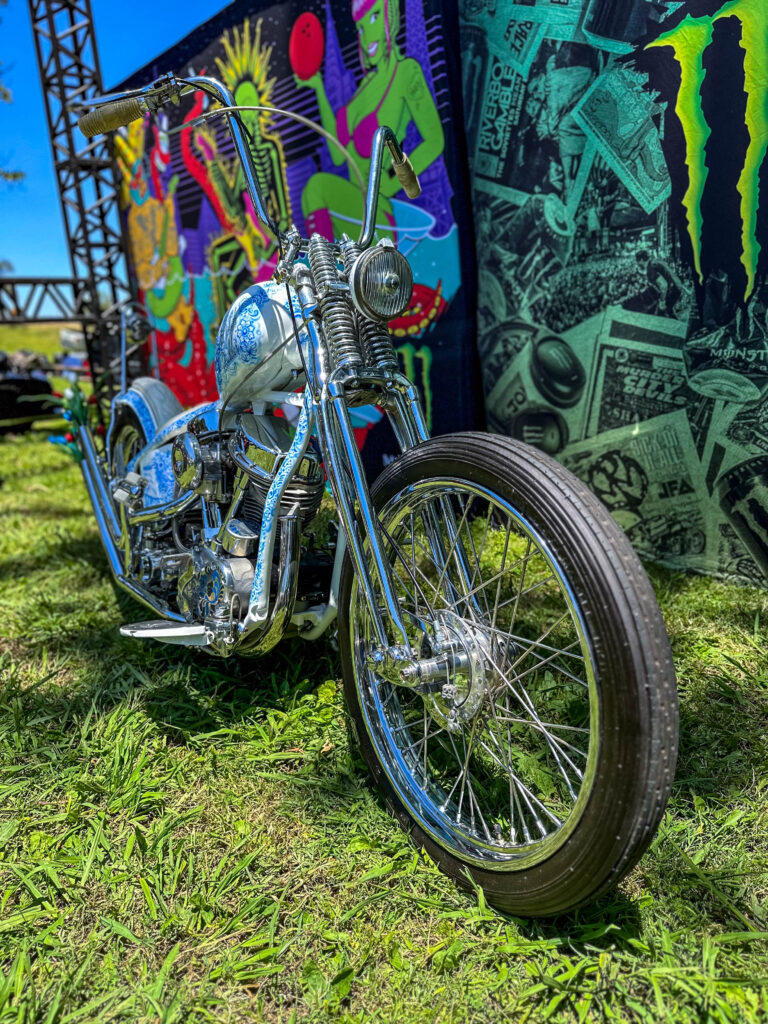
[78,97,144,138]
[392,152,421,199]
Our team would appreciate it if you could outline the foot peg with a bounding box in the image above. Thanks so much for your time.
[120,620,211,647]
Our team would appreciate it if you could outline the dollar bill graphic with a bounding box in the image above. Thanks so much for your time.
[485,313,603,448]
[460,8,545,78]
[572,67,671,214]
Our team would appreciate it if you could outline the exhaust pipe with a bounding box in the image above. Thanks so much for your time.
[77,425,186,623]
[238,512,300,655]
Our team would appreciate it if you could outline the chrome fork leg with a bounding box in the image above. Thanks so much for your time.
[386,386,481,617]
[322,381,411,651]
[317,404,387,647]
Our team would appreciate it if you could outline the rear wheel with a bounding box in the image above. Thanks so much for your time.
[110,409,145,477]
[338,433,677,916]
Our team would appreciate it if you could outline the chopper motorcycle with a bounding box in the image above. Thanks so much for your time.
[72,72,678,916]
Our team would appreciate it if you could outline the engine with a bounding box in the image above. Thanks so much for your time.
[230,412,325,531]
[164,409,325,625]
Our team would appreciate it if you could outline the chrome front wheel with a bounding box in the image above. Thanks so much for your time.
[339,433,678,916]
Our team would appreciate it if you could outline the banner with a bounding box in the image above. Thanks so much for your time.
[461,0,768,586]
[116,0,480,473]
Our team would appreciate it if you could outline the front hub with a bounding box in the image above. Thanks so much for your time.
[367,612,492,733]
[421,610,488,731]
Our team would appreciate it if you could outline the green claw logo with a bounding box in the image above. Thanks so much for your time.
[647,0,768,299]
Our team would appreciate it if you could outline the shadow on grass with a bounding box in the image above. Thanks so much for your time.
[674,671,768,805]
[0,534,111,584]
[505,894,644,952]
[8,575,338,736]
[0,620,715,942]
[6,545,765,940]
[26,557,768,806]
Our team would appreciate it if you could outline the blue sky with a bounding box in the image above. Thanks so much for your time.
[0,0,224,277]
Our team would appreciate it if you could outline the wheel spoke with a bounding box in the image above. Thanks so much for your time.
[351,478,597,869]
[491,518,512,634]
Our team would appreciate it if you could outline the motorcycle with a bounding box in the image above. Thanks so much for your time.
[70,72,678,917]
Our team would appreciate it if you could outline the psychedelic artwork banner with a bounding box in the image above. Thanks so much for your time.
[460,0,768,587]
[116,0,480,472]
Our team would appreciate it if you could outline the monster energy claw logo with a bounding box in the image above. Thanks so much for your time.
[647,0,768,299]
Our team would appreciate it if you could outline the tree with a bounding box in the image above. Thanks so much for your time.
[0,0,24,184]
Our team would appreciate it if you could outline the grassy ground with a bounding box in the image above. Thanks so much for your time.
[1,427,767,1023]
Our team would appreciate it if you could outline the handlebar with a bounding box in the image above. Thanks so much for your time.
[78,96,146,137]
[392,153,420,199]
[76,73,421,250]
[358,127,421,249]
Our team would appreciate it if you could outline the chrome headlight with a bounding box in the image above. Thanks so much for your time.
[349,239,414,322]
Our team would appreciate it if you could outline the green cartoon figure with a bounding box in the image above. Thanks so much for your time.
[297,0,445,239]
[197,18,291,249]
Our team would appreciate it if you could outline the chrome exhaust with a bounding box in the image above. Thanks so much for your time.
[77,425,186,623]
[238,511,300,655]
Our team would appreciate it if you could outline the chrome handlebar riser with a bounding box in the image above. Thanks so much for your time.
[358,126,405,249]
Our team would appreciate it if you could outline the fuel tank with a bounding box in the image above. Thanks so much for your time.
[214,281,306,400]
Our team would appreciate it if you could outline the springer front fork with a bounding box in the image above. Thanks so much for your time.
[299,311,480,661]
[318,368,427,651]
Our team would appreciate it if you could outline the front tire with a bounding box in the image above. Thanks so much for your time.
[338,433,678,916]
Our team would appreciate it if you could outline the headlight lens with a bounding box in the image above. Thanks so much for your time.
[349,240,414,322]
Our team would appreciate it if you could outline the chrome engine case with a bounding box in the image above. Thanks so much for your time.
[177,546,254,624]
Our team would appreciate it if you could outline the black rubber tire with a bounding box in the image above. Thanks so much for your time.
[338,432,678,917]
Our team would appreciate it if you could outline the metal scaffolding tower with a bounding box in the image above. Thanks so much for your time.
[1,1,131,377]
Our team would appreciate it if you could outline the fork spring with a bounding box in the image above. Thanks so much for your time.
[309,234,362,370]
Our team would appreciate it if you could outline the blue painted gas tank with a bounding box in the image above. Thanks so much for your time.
[214,280,306,400]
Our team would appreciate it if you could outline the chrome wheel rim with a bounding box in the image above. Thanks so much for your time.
[350,478,599,870]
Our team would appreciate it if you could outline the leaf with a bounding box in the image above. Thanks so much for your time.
[100,915,144,945]
[300,959,327,1003]
[0,819,19,844]
[328,966,354,1003]
[0,908,52,933]
[139,878,158,919]
[357,861,396,883]
[316,681,336,703]
[433,939,465,973]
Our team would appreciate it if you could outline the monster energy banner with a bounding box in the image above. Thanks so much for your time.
[461,0,768,586]
[115,0,479,473]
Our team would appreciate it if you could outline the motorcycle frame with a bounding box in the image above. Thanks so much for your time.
[75,72,481,658]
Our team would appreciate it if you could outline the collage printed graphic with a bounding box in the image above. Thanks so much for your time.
[117,0,473,462]
[461,0,768,585]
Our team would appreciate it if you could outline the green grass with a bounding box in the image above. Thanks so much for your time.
[1,429,767,1023]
